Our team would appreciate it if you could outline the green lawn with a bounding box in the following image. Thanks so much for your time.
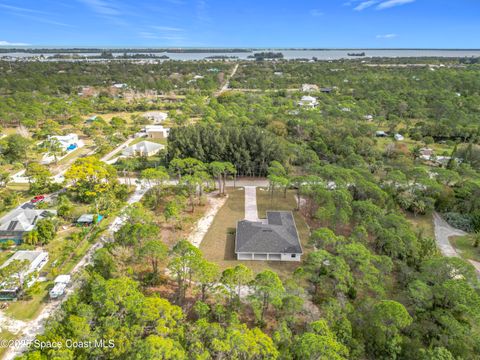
[200,186,311,279]
[451,235,480,263]
[4,282,50,321]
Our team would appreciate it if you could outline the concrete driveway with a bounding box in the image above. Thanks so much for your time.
[433,212,466,258]
[244,186,259,221]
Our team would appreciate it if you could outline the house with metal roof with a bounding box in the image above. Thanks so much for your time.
[0,208,57,244]
[235,211,302,262]
[122,140,165,157]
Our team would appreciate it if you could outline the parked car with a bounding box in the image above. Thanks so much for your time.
[31,195,45,203]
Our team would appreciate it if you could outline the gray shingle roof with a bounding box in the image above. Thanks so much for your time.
[235,211,302,254]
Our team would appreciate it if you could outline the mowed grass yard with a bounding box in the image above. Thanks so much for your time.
[200,186,311,279]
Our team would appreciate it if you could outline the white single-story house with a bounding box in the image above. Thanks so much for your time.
[298,95,318,108]
[301,84,319,92]
[112,83,127,89]
[145,125,170,139]
[0,208,57,244]
[122,141,165,157]
[47,133,79,151]
[235,211,303,262]
[143,111,168,124]
[49,274,71,299]
[0,250,49,300]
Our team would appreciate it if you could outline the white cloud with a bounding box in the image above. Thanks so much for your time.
[310,9,324,17]
[78,0,120,15]
[376,33,398,38]
[151,26,183,32]
[377,0,415,10]
[354,1,378,11]
[0,40,30,46]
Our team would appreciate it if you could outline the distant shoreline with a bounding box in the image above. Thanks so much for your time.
[1,47,480,53]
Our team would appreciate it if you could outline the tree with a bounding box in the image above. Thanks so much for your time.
[0,170,10,188]
[0,259,30,295]
[365,300,413,360]
[293,320,349,360]
[193,260,220,301]
[25,162,52,194]
[0,134,31,163]
[167,240,203,305]
[221,264,253,303]
[41,137,64,164]
[64,156,118,202]
[249,270,285,324]
[35,218,56,244]
[140,239,168,279]
[141,167,170,207]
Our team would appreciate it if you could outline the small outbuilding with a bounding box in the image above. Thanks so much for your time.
[77,214,103,226]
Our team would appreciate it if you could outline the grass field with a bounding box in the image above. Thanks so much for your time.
[4,283,49,321]
[451,235,480,263]
[200,187,311,279]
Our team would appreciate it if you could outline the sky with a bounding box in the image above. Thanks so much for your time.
[0,0,479,48]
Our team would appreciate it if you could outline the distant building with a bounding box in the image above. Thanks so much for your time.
[47,133,79,151]
[143,111,168,124]
[394,133,405,141]
[112,83,128,89]
[298,95,318,108]
[145,125,170,140]
[235,211,302,262]
[122,141,165,157]
[0,250,49,300]
[301,84,319,92]
[364,115,373,121]
[0,208,56,244]
[320,87,333,93]
[49,274,71,299]
[375,131,388,137]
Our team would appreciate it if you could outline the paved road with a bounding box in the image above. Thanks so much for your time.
[433,212,466,258]
[3,182,152,360]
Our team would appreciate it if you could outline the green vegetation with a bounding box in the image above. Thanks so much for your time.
[3,57,480,359]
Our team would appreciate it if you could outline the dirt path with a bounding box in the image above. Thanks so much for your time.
[433,212,466,258]
[215,63,239,96]
[187,193,227,248]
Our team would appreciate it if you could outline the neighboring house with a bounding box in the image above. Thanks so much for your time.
[375,131,388,137]
[394,133,405,141]
[47,133,79,151]
[235,211,303,262]
[320,87,333,93]
[143,111,168,124]
[77,214,103,226]
[49,274,71,299]
[145,125,170,139]
[301,84,319,92]
[0,208,57,244]
[122,141,165,157]
[0,250,49,300]
[298,95,318,108]
[112,83,127,89]
[364,114,374,121]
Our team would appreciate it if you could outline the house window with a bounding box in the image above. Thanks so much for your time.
[291,254,296,258]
